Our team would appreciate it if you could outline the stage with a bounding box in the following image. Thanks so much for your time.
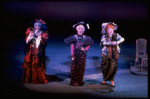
[4,1,148,97]
[4,37,148,98]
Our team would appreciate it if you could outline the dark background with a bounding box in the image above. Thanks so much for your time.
[4,1,148,44]
[3,1,148,97]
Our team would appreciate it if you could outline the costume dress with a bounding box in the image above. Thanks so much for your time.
[101,33,124,81]
[22,27,48,84]
[64,34,94,86]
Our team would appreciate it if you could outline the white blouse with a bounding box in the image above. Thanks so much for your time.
[26,30,43,48]
[100,33,125,56]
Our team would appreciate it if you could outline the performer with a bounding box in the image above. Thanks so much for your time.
[100,22,124,87]
[64,21,94,86]
[22,19,49,84]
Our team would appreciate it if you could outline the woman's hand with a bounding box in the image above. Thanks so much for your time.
[81,47,86,51]
[29,32,34,38]
[71,55,75,61]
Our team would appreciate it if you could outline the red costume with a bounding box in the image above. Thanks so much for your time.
[22,19,48,84]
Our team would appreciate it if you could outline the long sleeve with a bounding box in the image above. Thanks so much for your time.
[25,28,34,44]
[101,34,124,55]
[35,32,49,48]
[101,35,113,46]
[101,34,124,46]
[116,34,125,45]
[71,43,74,55]
[26,34,34,44]
[40,32,49,46]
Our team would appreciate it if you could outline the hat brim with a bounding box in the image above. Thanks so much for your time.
[101,22,117,34]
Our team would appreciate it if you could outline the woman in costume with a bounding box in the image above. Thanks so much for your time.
[100,22,124,87]
[22,19,49,84]
[64,21,94,86]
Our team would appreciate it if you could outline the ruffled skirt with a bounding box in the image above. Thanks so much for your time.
[22,47,48,84]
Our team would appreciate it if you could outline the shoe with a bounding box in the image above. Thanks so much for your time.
[101,81,106,85]
[111,84,115,87]
[110,81,115,87]
[72,82,80,86]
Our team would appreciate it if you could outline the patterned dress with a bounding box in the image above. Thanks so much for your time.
[64,34,94,86]
[101,33,124,81]
[22,27,49,84]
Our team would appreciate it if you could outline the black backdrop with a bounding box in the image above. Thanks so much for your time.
[4,1,148,44]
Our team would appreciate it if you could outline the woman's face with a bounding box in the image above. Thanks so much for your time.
[76,25,85,35]
[107,27,114,36]
[34,22,41,31]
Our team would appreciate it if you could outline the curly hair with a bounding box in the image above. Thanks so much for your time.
[105,24,115,32]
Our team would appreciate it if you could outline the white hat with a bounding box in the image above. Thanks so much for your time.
[101,22,117,34]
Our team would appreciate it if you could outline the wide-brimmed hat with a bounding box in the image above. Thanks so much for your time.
[31,19,47,31]
[72,21,90,30]
[101,22,117,34]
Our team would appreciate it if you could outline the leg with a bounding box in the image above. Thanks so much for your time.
[77,60,86,86]
[101,53,108,84]
[22,52,32,83]
[110,59,117,87]
[77,52,86,86]
[31,55,39,84]
[38,57,48,84]
[22,67,32,83]
[32,69,38,84]
[70,60,76,85]
[38,68,48,84]
[111,76,115,87]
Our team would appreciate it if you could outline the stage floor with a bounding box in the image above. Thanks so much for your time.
[4,37,148,98]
